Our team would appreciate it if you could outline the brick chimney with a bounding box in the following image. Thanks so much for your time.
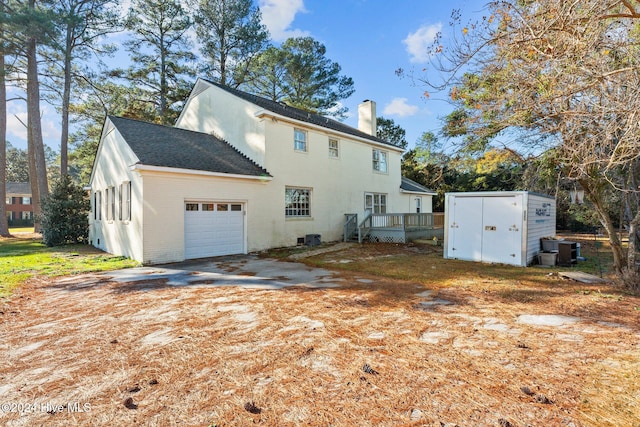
[358,100,377,137]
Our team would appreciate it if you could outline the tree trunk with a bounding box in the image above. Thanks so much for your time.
[628,209,640,272]
[60,24,73,176]
[0,22,9,237]
[580,178,626,274]
[26,16,49,232]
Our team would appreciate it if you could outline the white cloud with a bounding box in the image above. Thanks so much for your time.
[403,23,442,63]
[258,0,310,41]
[7,111,28,143]
[383,98,419,117]
[7,102,60,150]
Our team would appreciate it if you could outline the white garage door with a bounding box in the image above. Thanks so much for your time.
[184,202,245,259]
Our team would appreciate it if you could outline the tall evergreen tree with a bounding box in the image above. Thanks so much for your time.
[0,3,9,236]
[242,37,355,118]
[3,0,55,231]
[47,0,120,176]
[193,0,269,87]
[118,0,194,124]
[376,117,407,149]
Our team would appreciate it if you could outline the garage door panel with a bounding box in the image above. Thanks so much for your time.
[184,202,244,259]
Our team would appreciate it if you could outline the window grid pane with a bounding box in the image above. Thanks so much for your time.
[294,129,307,151]
[372,149,388,172]
[329,139,339,157]
[285,188,311,217]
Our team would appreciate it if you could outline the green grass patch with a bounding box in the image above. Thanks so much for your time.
[0,237,138,298]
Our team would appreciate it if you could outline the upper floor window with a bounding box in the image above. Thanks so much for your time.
[285,187,311,217]
[294,128,307,152]
[372,149,388,173]
[329,138,339,158]
[23,197,31,205]
[5,197,10,204]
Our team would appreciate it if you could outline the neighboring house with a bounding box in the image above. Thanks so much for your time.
[6,182,34,225]
[89,78,435,264]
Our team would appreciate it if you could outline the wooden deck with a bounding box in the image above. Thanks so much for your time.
[345,213,444,243]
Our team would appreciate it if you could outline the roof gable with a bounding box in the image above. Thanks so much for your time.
[6,182,31,195]
[109,116,271,177]
[401,177,436,195]
[201,79,401,149]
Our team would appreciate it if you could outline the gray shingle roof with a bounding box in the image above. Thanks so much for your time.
[109,116,271,178]
[400,177,436,194]
[202,79,400,149]
[6,182,31,195]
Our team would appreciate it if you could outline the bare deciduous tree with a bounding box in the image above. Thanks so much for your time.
[416,0,640,284]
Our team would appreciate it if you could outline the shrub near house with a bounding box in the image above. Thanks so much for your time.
[41,176,90,247]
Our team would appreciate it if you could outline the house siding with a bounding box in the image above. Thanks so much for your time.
[139,171,272,264]
[175,83,267,166]
[89,120,144,262]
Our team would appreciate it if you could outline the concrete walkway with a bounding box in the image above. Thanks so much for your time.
[91,255,345,290]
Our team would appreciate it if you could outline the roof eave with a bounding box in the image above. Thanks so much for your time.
[254,109,405,153]
[131,164,273,181]
[400,189,437,196]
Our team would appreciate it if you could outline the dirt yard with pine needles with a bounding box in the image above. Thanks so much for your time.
[1,237,639,426]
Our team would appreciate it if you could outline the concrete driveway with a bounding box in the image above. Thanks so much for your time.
[93,255,345,290]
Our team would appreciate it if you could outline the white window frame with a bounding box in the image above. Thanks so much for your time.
[94,191,102,221]
[285,187,311,218]
[372,149,388,173]
[294,128,308,152]
[365,192,387,214]
[119,181,131,221]
[329,138,339,158]
[106,186,115,221]
[23,197,31,205]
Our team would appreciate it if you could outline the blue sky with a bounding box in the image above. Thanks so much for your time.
[7,0,488,152]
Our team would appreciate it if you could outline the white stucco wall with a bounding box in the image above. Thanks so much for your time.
[137,170,271,264]
[260,118,407,246]
[175,80,267,166]
[89,120,144,262]
[399,193,434,214]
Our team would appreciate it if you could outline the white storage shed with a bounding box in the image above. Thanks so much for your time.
[444,191,556,266]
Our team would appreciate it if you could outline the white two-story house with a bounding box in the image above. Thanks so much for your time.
[89,78,435,264]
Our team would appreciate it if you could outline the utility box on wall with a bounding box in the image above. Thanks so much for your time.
[444,191,556,267]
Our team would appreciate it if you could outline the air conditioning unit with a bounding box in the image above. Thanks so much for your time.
[305,234,321,247]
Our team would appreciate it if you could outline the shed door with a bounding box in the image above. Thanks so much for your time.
[480,196,523,265]
[184,202,244,259]
[447,196,483,261]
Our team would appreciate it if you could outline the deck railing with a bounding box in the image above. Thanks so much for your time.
[368,212,444,230]
[343,213,358,241]
[345,212,444,243]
